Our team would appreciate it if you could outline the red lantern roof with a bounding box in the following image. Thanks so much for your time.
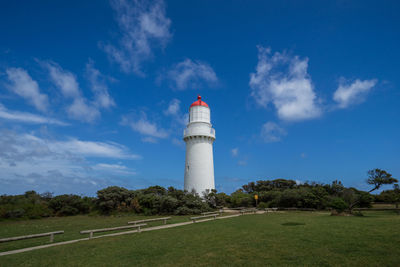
[190,95,209,108]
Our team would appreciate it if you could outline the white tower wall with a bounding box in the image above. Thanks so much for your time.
[184,98,215,195]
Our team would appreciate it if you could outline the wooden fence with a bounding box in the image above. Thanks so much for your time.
[80,224,147,239]
[0,231,64,243]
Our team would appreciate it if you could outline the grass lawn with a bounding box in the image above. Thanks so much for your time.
[0,214,192,253]
[1,211,400,266]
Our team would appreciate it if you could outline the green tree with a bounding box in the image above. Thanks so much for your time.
[96,186,133,214]
[350,169,397,211]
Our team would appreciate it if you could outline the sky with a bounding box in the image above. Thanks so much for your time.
[0,0,399,196]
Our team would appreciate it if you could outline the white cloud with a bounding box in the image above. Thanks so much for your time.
[67,98,100,123]
[231,148,239,157]
[102,0,172,75]
[45,61,100,123]
[0,130,141,195]
[46,62,80,98]
[164,98,180,116]
[0,130,140,192]
[0,104,67,126]
[261,121,287,143]
[164,98,188,126]
[333,78,377,108]
[50,139,140,159]
[166,59,218,90]
[6,68,49,112]
[250,46,321,121]
[121,112,168,141]
[93,163,136,175]
[86,60,115,109]
[95,163,127,170]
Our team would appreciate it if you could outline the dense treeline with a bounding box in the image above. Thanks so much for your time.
[1,174,398,220]
[229,179,375,212]
[0,186,214,219]
[0,191,94,219]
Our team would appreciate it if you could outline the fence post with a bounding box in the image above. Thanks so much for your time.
[138,225,141,233]
[163,219,167,225]
[89,232,93,239]
[50,233,54,243]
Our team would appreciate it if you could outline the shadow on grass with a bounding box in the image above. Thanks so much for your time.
[281,222,305,226]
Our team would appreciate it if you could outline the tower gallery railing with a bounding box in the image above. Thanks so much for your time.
[184,128,215,138]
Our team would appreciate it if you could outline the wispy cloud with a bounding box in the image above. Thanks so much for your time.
[50,139,140,159]
[166,59,218,90]
[102,0,172,75]
[164,98,188,126]
[44,61,100,122]
[0,104,67,126]
[93,163,136,175]
[231,148,239,157]
[121,111,168,142]
[333,78,377,108]
[261,121,287,143]
[5,67,49,112]
[250,46,321,121]
[86,60,115,109]
[164,98,180,116]
[0,130,140,195]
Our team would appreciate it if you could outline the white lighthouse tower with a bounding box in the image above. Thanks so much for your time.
[184,95,216,195]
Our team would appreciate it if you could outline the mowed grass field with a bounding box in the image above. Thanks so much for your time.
[1,211,400,266]
[0,214,192,253]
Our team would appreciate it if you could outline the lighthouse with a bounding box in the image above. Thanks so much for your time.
[183,95,216,195]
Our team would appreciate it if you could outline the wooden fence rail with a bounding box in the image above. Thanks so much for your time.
[201,210,223,216]
[127,217,171,225]
[190,214,219,223]
[264,208,278,212]
[0,231,64,243]
[240,209,257,215]
[80,224,147,239]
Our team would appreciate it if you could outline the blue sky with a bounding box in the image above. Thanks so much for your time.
[0,0,399,196]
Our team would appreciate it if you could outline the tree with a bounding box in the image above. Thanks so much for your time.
[377,184,400,208]
[366,169,398,193]
[349,169,397,211]
[96,186,133,214]
[393,184,400,209]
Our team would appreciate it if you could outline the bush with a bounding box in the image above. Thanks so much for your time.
[49,195,90,216]
[175,206,195,215]
[329,197,348,213]
[5,208,26,218]
[230,190,253,207]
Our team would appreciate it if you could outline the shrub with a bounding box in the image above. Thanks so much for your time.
[5,208,26,218]
[329,197,348,213]
[175,206,195,215]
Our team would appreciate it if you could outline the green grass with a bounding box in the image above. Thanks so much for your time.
[1,211,400,266]
[0,214,191,253]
